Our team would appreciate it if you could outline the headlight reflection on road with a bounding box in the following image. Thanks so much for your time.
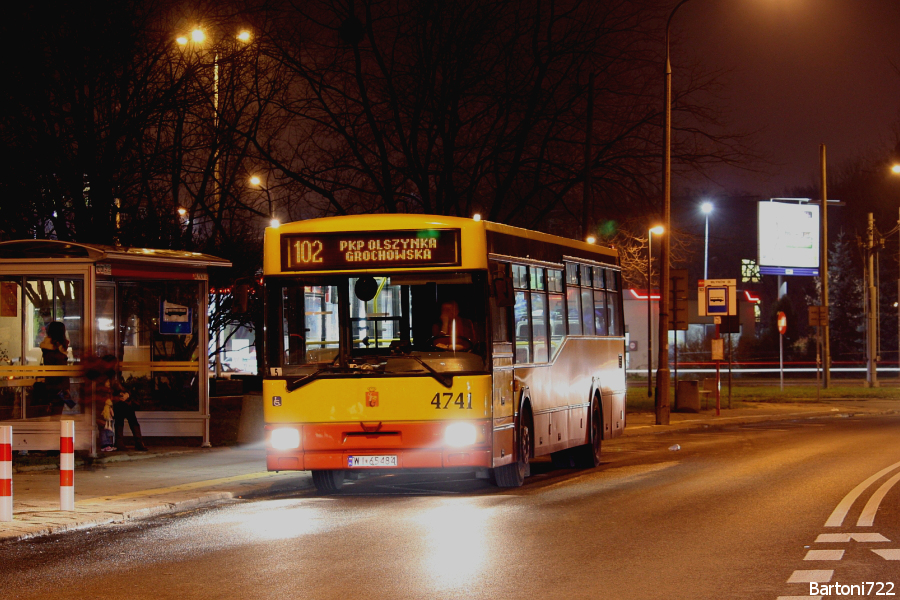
[413,499,490,589]
[227,499,327,541]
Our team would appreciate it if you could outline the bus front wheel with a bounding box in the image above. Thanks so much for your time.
[495,413,531,487]
[312,469,345,493]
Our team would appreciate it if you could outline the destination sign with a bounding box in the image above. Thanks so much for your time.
[281,229,461,271]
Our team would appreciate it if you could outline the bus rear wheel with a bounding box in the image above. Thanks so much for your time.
[572,397,602,469]
[312,469,345,493]
[495,414,531,487]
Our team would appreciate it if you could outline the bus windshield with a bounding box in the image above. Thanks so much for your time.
[272,271,489,378]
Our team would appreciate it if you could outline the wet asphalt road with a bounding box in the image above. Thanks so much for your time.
[3,414,900,600]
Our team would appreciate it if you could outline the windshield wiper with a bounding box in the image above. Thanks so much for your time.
[403,354,453,388]
[286,365,362,392]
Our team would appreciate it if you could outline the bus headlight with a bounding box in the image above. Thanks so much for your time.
[444,422,477,447]
[270,427,301,450]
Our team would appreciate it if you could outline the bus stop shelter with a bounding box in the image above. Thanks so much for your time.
[0,240,230,454]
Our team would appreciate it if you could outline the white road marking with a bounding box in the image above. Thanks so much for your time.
[804,549,844,560]
[787,570,833,583]
[848,533,890,543]
[816,533,851,543]
[825,459,900,527]
[814,533,889,543]
[871,549,900,560]
[858,470,900,526]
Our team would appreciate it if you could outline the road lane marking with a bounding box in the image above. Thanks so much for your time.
[815,533,890,543]
[857,470,900,526]
[825,459,900,527]
[804,550,844,560]
[787,570,833,583]
[871,549,900,560]
[77,471,290,506]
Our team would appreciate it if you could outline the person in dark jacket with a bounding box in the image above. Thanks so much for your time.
[40,321,75,408]
[85,354,147,452]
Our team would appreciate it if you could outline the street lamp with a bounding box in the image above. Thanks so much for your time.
[178,27,252,381]
[658,0,694,425]
[176,27,253,238]
[249,174,279,228]
[701,201,713,279]
[647,226,664,396]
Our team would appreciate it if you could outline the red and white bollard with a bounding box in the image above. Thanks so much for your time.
[60,420,74,511]
[1,425,11,522]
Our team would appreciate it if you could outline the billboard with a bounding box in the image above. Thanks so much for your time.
[758,201,819,276]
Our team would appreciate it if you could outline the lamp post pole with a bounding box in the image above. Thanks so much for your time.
[702,202,713,280]
[647,230,653,397]
[658,0,692,425]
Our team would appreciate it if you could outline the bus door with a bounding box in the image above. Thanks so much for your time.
[489,261,516,463]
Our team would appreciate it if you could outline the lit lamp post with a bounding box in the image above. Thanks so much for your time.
[250,175,280,228]
[647,226,664,396]
[177,27,252,381]
[701,201,713,280]
[658,0,694,424]
[176,27,252,238]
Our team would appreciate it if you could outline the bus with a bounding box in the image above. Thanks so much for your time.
[262,214,626,492]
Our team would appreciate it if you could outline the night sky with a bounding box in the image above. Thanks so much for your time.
[677,0,900,197]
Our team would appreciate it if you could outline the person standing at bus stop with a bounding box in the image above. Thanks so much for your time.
[86,354,147,452]
[40,321,75,408]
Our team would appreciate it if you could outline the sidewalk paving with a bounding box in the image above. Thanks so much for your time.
[2,398,898,542]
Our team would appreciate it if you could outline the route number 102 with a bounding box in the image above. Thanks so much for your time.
[293,240,323,264]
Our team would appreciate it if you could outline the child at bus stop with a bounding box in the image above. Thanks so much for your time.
[85,355,147,452]
[98,395,115,452]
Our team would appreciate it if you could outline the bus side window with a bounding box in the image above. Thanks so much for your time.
[594,290,609,336]
[607,290,621,336]
[548,293,564,357]
[531,291,548,362]
[581,288,595,335]
[514,291,531,363]
[566,286,582,335]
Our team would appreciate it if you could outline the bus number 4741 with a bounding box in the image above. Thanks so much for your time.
[431,392,472,410]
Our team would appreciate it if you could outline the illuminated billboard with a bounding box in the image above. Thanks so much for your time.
[757,201,819,276]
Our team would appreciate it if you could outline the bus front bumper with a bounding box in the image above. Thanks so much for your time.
[266,420,492,471]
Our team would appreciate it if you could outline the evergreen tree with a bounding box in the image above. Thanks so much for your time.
[827,233,864,360]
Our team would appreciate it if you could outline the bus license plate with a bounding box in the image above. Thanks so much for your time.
[348,455,398,468]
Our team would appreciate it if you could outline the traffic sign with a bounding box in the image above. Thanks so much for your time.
[698,279,737,317]
[668,269,689,331]
[670,269,688,300]
[777,311,787,335]
[808,305,827,327]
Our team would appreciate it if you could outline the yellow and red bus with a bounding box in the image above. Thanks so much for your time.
[262,214,626,492]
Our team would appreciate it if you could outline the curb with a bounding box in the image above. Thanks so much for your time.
[13,449,214,473]
[624,406,897,438]
[11,492,236,542]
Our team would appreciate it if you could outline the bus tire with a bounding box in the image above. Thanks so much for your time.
[312,469,345,493]
[495,408,531,487]
[573,396,602,469]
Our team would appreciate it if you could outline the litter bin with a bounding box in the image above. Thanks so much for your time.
[675,380,701,413]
